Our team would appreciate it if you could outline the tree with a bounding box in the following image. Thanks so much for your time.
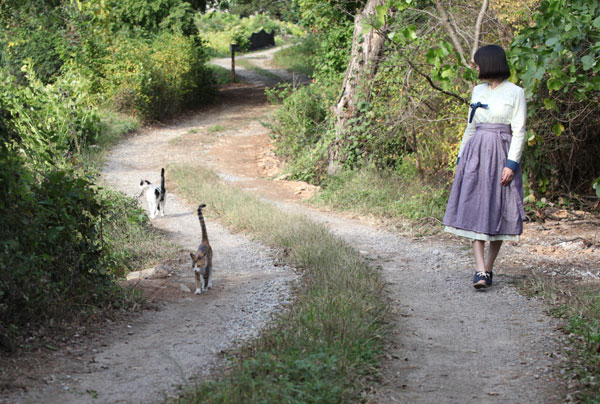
[327,0,493,173]
[327,0,390,174]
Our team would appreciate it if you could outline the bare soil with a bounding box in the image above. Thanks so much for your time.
[2,46,598,404]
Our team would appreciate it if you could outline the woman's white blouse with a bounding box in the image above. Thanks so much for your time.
[458,80,527,168]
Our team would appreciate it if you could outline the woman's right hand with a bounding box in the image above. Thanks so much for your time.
[500,167,514,186]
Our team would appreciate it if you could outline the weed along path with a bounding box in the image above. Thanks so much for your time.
[1,47,570,403]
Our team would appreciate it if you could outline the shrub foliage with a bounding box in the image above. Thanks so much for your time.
[510,0,600,197]
[0,0,214,350]
[268,0,599,209]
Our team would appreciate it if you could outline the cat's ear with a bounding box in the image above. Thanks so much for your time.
[190,253,196,260]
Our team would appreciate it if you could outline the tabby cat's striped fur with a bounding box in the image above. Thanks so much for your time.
[190,204,213,294]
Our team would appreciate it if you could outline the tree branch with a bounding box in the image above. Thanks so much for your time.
[472,0,489,60]
[403,56,468,105]
[433,0,467,66]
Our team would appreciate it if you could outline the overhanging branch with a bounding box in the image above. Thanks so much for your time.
[403,56,468,105]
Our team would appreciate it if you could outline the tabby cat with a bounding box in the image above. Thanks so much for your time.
[190,204,213,294]
[139,168,166,218]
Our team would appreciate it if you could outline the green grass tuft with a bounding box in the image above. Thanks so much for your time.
[272,42,315,78]
[207,64,235,85]
[207,124,226,133]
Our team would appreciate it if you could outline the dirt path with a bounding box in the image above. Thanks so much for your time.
[3,46,595,404]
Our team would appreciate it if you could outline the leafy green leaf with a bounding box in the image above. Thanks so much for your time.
[375,5,387,29]
[543,98,558,112]
[552,123,565,136]
[441,67,453,79]
[402,25,417,41]
[581,54,596,71]
[547,78,563,91]
[425,48,437,65]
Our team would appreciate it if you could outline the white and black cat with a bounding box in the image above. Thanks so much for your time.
[139,168,166,218]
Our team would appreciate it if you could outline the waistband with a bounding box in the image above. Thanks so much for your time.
[475,123,511,133]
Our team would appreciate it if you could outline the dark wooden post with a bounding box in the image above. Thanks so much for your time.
[230,44,240,82]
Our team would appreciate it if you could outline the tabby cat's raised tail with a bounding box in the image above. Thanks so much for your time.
[198,204,209,243]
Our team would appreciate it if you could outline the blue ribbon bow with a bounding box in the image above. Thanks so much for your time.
[469,101,488,123]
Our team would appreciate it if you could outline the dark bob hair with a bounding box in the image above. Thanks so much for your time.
[473,45,510,80]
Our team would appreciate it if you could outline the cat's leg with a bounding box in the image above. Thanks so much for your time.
[194,270,202,294]
[206,266,213,289]
[150,201,158,219]
[159,198,165,216]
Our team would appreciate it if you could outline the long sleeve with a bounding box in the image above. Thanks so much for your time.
[458,111,476,160]
[457,87,481,160]
[505,87,527,171]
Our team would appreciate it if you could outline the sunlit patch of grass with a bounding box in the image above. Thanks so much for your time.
[207,64,235,84]
[207,124,226,133]
[236,59,282,82]
[312,166,448,234]
[169,163,388,403]
[272,42,315,78]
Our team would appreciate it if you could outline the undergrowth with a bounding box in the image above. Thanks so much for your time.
[207,64,236,85]
[521,275,600,402]
[169,163,389,403]
[313,165,449,224]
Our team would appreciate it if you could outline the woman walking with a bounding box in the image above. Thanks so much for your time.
[443,45,527,289]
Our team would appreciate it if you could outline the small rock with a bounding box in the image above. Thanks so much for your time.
[274,173,291,181]
[126,267,167,280]
[180,284,191,293]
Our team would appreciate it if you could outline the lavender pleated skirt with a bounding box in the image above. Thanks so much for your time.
[443,123,526,240]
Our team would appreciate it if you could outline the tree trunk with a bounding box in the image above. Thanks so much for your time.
[327,0,387,175]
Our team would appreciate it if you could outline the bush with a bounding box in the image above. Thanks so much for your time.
[0,62,169,352]
[510,0,600,199]
[265,80,339,183]
[195,12,303,55]
[0,161,161,350]
[0,66,101,163]
[108,0,198,36]
[0,164,108,329]
[0,3,66,84]
[99,32,215,120]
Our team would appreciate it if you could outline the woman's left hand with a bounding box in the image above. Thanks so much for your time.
[500,167,515,186]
